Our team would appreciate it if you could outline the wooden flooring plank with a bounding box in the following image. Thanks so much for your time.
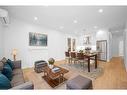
[23,57,127,89]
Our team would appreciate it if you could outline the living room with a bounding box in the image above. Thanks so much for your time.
[0,6,127,90]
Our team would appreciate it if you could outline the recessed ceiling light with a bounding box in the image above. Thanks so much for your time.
[98,9,103,13]
[73,20,78,23]
[59,26,64,29]
[34,17,38,20]
[94,26,98,29]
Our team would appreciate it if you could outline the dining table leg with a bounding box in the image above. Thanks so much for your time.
[95,54,97,69]
[88,57,90,72]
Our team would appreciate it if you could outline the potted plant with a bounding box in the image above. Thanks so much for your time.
[48,58,55,69]
[85,47,91,54]
[79,50,84,53]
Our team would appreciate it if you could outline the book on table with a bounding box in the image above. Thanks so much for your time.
[52,67,60,73]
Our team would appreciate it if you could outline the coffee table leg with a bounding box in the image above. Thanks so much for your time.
[61,74,64,82]
[59,75,61,84]
[88,57,90,72]
[44,71,46,76]
[95,54,97,69]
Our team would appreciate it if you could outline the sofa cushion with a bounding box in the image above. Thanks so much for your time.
[2,64,13,81]
[7,59,14,70]
[1,57,7,64]
[11,74,25,87]
[0,61,4,71]
[11,81,34,89]
[0,73,12,89]
[13,69,22,75]
[11,80,24,87]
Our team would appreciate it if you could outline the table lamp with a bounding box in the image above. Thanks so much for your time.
[12,49,17,61]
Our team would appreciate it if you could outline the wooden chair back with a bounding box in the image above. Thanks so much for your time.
[77,53,84,60]
[70,52,76,58]
[65,52,70,57]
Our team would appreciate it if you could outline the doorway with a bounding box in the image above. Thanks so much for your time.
[111,32,124,58]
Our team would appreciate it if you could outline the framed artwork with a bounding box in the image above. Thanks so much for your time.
[84,36,91,45]
[72,39,76,51]
[67,38,71,51]
[29,32,47,46]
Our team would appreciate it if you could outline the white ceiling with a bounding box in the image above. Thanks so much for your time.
[1,6,127,35]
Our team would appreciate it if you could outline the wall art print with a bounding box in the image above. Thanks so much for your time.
[29,32,47,46]
[84,35,91,45]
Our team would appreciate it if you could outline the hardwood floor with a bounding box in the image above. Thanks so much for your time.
[23,57,127,89]
[93,57,127,89]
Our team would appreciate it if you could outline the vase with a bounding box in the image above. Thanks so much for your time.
[49,64,54,69]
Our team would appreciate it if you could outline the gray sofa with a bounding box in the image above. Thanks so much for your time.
[10,60,34,89]
[0,59,34,90]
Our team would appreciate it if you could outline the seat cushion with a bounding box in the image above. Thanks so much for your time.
[11,80,24,87]
[11,74,25,87]
[12,69,22,75]
[0,73,12,89]
[2,64,13,81]
[66,75,92,89]
[7,59,14,70]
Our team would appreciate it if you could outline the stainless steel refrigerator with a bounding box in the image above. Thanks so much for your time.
[96,40,107,61]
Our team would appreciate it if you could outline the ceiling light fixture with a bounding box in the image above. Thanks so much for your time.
[34,17,38,20]
[73,20,78,23]
[94,26,98,29]
[59,26,64,29]
[98,9,103,13]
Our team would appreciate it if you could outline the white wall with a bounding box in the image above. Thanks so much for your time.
[3,18,74,68]
[119,40,124,56]
[0,24,3,59]
[112,34,118,57]
[112,33,124,57]
[124,23,127,71]
[109,32,113,60]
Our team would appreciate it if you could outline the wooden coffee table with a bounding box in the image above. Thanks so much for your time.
[42,65,69,88]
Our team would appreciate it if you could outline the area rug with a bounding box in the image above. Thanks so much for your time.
[60,62,104,80]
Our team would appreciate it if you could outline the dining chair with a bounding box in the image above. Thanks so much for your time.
[65,51,71,64]
[77,53,87,67]
[70,52,78,64]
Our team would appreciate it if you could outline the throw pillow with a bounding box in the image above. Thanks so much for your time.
[0,61,4,71]
[2,64,13,81]
[7,59,14,70]
[0,73,11,89]
[1,57,7,64]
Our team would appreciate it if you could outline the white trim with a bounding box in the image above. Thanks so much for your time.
[28,46,48,50]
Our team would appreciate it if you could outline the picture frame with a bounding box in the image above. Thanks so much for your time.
[29,32,48,47]
[84,35,91,45]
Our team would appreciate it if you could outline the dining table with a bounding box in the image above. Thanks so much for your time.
[69,51,98,72]
[83,53,98,72]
